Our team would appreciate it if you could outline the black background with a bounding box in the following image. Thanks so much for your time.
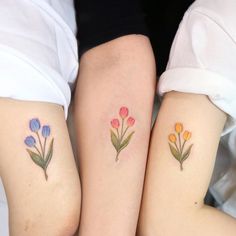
[142,0,194,75]
[74,0,194,75]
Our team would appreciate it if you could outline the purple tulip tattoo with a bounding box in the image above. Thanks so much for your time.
[24,118,54,180]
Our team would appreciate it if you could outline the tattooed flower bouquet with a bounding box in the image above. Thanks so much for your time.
[168,123,193,171]
[110,107,135,162]
[24,118,54,180]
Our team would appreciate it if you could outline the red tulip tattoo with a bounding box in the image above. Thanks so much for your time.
[110,106,135,162]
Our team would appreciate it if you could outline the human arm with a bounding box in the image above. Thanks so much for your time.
[138,4,236,234]
[138,91,236,236]
[74,34,156,236]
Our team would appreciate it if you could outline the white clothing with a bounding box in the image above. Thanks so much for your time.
[159,0,236,136]
[0,0,78,117]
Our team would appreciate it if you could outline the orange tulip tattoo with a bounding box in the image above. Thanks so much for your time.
[110,106,135,162]
[168,122,193,171]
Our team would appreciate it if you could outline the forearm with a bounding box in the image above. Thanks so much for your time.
[138,91,236,236]
[74,35,156,236]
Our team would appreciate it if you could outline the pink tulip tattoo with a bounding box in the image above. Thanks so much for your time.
[110,106,135,162]
[111,119,120,129]
[119,107,129,119]
[127,117,135,127]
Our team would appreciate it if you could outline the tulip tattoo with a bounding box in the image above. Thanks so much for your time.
[110,106,135,162]
[168,122,193,171]
[24,118,54,180]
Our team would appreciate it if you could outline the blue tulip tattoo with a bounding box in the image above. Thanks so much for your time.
[24,118,54,180]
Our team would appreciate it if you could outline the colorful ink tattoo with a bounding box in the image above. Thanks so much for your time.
[24,118,54,180]
[110,106,135,162]
[168,123,193,171]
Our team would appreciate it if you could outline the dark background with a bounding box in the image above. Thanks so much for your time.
[142,0,194,75]
[75,0,194,75]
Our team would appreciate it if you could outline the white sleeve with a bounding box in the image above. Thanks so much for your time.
[158,9,236,135]
[0,0,78,118]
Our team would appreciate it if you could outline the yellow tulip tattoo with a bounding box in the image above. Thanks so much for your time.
[168,123,193,171]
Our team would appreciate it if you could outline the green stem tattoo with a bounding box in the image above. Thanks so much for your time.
[181,140,187,154]
[121,118,124,138]
[44,168,48,181]
[120,126,129,141]
[34,145,42,156]
[36,132,44,158]
[43,137,47,159]
[174,142,180,154]
[116,128,120,140]
[178,133,182,154]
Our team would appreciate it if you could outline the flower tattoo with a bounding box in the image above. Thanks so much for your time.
[168,123,193,171]
[24,118,54,180]
[110,106,135,162]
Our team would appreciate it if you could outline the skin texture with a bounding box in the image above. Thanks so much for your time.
[138,91,236,236]
[0,98,81,236]
[73,34,156,236]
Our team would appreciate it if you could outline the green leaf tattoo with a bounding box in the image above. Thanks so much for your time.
[111,129,120,152]
[168,123,193,171]
[24,118,54,180]
[110,106,135,162]
[26,149,45,168]
[119,131,135,151]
